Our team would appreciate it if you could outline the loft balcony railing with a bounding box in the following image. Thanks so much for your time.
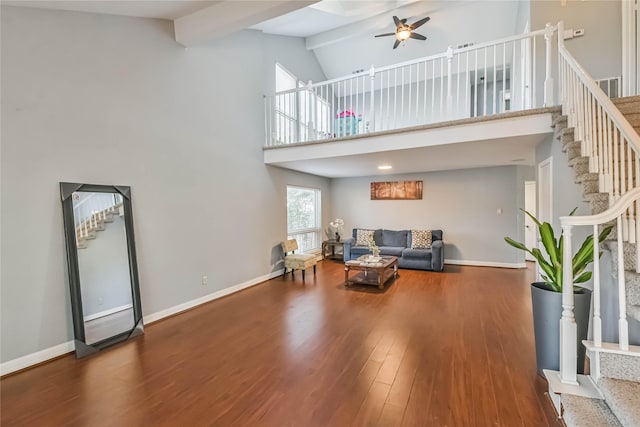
[264,24,559,147]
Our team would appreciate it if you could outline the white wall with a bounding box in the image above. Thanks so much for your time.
[330,166,530,266]
[0,6,331,363]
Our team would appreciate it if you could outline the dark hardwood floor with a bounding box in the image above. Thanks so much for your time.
[1,261,560,426]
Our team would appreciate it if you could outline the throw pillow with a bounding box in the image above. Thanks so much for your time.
[355,229,375,246]
[411,229,432,249]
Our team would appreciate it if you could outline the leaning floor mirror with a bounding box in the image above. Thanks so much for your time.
[60,183,144,358]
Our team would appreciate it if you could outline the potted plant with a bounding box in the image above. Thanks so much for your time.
[504,209,612,376]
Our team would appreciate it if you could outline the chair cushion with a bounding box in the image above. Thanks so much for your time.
[411,230,432,249]
[284,253,317,270]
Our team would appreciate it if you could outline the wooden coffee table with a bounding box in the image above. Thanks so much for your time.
[344,255,398,289]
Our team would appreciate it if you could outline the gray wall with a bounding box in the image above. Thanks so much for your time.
[0,7,331,363]
[530,0,622,104]
[330,166,530,265]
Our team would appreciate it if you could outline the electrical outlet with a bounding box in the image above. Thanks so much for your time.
[202,276,208,286]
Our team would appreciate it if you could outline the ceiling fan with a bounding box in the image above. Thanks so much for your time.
[375,15,430,49]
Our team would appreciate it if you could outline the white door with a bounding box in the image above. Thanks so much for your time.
[524,181,537,261]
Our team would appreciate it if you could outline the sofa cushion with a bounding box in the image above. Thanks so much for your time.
[355,229,375,246]
[411,229,432,249]
[381,229,408,247]
[350,246,371,257]
[379,246,404,257]
[402,248,433,260]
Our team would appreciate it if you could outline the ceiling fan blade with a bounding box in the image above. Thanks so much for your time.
[409,32,427,41]
[393,39,401,49]
[410,16,430,30]
[375,32,397,38]
[401,18,407,24]
[393,15,401,27]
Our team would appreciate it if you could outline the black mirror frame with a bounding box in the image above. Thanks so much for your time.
[60,182,144,358]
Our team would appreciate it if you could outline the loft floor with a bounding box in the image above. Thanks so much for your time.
[265,107,559,178]
[1,261,559,426]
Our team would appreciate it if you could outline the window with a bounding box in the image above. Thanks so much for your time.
[287,186,321,253]
[275,63,332,144]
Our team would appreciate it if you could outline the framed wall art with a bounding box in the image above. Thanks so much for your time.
[370,180,423,200]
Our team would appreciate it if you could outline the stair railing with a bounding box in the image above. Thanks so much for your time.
[265,24,557,146]
[556,20,640,386]
[74,193,122,245]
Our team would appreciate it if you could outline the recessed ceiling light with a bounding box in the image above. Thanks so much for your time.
[378,165,393,170]
[511,158,526,162]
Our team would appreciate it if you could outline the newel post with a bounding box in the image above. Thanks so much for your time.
[543,22,555,107]
[560,224,578,385]
[557,21,565,109]
[369,65,375,133]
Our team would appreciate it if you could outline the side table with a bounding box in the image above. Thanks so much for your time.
[322,240,344,261]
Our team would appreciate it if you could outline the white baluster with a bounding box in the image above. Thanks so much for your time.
[492,44,497,114]
[369,66,375,133]
[447,46,453,117]
[593,224,602,347]
[483,48,487,115]
[617,214,629,350]
[560,224,578,385]
[532,36,537,107]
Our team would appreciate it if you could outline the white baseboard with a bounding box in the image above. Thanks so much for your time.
[0,340,74,377]
[444,259,526,269]
[0,269,284,376]
[144,269,284,324]
[84,304,133,322]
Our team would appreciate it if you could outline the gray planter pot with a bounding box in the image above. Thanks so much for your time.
[530,282,592,376]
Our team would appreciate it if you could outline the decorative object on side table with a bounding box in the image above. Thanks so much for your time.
[504,208,612,376]
[325,218,344,242]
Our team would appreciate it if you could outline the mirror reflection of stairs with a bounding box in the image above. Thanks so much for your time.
[75,203,123,249]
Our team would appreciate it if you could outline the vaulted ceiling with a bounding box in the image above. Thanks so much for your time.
[3,0,525,80]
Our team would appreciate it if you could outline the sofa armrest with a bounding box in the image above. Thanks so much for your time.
[431,240,444,272]
[343,237,355,261]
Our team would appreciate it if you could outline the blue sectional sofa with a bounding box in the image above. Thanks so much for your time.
[343,228,444,271]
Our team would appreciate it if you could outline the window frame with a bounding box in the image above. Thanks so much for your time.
[286,185,322,253]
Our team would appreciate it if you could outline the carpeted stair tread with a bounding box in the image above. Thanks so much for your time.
[561,394,622,427]
[601,353,640,383]
[606,241,637,273]
[620,270,640,307]
[576,172,599,184]
[612,96,640,105]
[598,378,640,427]
[552,114,568,128]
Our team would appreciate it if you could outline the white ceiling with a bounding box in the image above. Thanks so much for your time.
[250,0,418,38]
[0,0,220,20]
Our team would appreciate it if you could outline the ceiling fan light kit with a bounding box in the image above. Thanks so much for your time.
[375,15,430,49]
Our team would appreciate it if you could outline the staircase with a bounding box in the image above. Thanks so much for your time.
[75,203,122,249]
[552,96,640,426]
